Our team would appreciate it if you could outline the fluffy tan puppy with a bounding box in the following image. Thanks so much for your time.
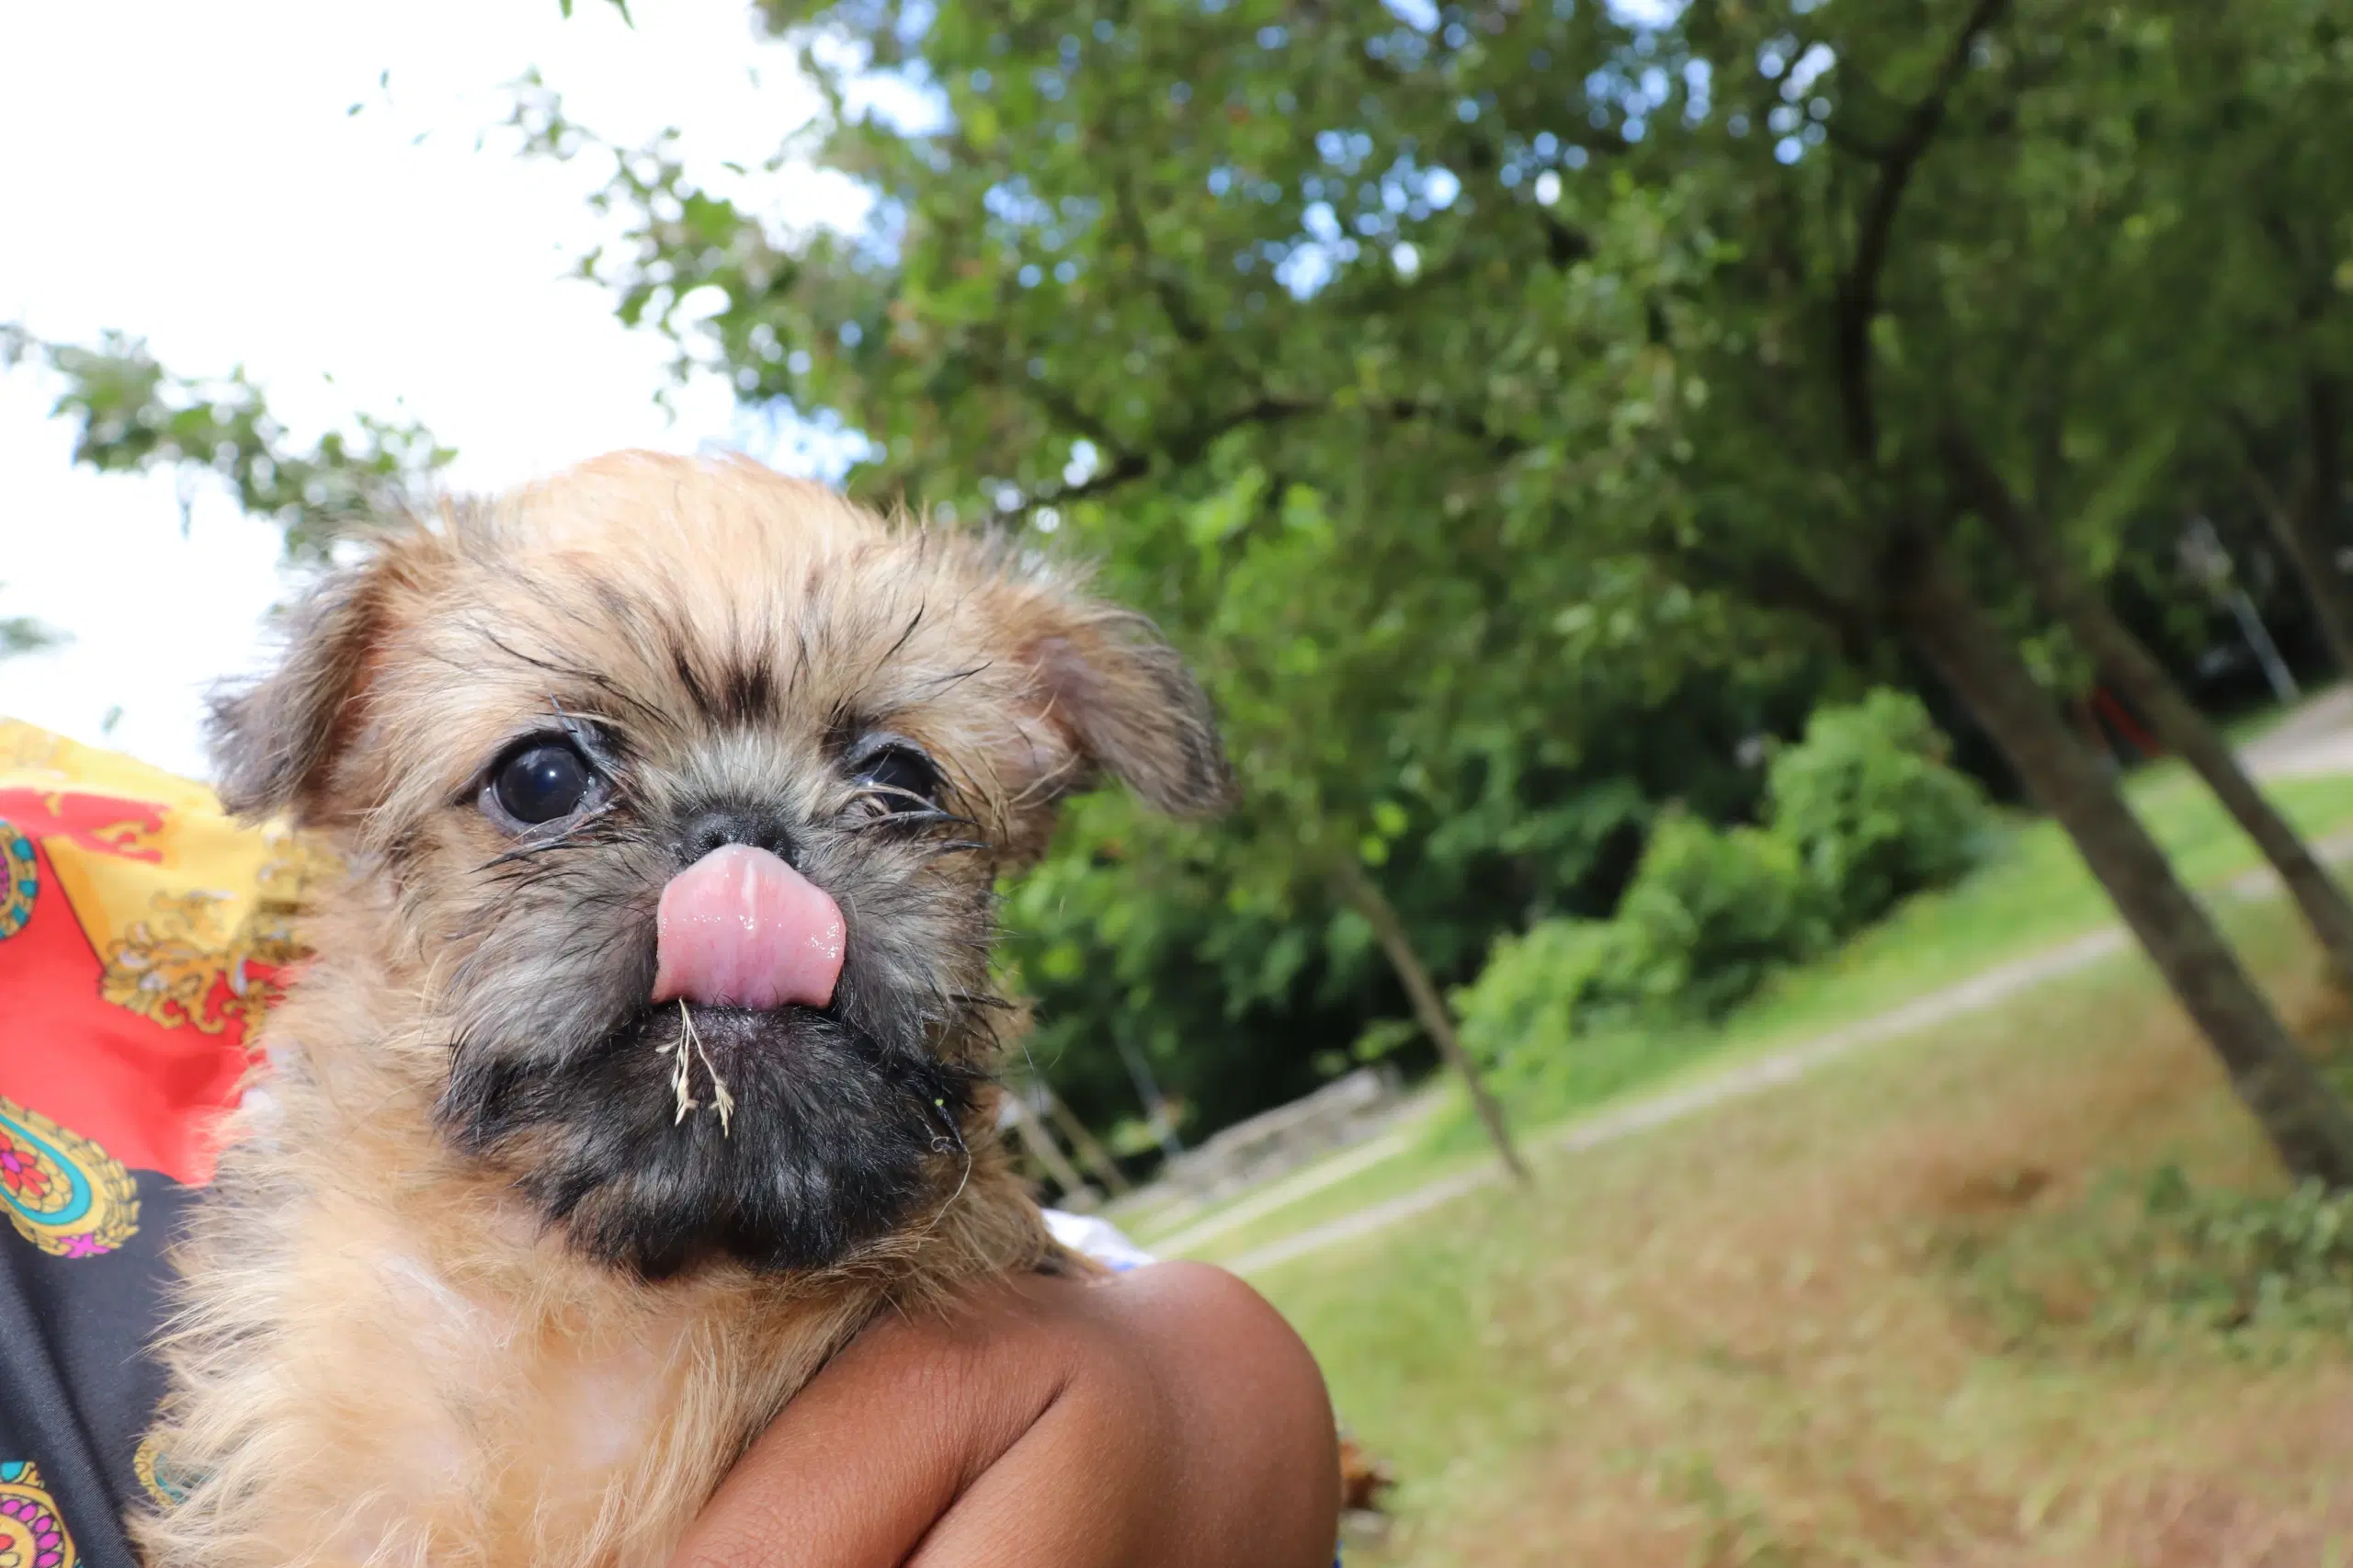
[134,451,1233,1568]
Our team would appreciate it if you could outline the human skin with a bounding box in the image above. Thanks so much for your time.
[668,1260,1343,1568]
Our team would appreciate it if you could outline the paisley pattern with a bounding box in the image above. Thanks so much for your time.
[0,1460,76,1568]
[97,886,308,1036]
[0,1098,139,1258]
[0,824,32,939]
[131,1435,192,1511]
[0,721,334,1187]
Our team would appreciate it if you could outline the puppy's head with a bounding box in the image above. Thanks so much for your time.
[212,451,1230,1277]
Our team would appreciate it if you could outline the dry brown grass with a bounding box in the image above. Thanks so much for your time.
[1273,905,2353,1567]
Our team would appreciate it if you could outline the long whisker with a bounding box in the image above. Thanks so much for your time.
[472,803,629,873]
[840,805,980,834]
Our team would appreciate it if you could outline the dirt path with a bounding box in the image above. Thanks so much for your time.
[2244,686,2353,778]
[1221,805,2353,1279]
[1222,925,2131,1274]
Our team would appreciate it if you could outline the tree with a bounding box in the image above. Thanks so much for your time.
[2164,0,2353,677]
[1654,0,2353,1182]
[1832,0,2353,992]
[0,609,61,662]
[1,324,451,560]
[516,0,1874,1173]
[1159,472,1537,1179]
[532,0,2353,1181]
[1945,431,2353,992]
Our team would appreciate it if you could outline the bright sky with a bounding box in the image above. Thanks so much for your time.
[0,1,864,780]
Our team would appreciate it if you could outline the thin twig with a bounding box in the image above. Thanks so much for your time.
[661,1000,733,1135]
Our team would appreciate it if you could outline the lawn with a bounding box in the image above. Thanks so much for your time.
[1263,895,2353,1565]
[1127,761,2353,1262]
[1701,763,2353,1049]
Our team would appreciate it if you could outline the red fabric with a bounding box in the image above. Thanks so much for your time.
[0,786,278,1187]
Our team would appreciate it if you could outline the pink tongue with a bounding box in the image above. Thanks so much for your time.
[652,845,847,1010]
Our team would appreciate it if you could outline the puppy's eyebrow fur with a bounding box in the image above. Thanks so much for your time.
[469,623,668,730]
[663,622,783,729]
[718,656,778,727]
[914,661,995,698]
[869,607,926,680]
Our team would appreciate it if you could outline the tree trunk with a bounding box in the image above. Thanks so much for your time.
[1893,524,2353,1187]
[1331,857,1531,1185]
[1946,430,2353,989]
[2255,375,2353,677]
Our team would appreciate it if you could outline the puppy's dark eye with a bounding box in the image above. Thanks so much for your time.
[492,741,596,825]
[853,743,941,813]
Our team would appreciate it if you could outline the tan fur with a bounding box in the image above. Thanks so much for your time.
[135,452,1225,1568]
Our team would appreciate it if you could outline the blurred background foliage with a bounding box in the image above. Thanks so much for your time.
[12,0,2353,1172]
[1455,687,1991,1089]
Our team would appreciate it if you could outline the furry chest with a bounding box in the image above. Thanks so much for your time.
[151,1210,812,1568]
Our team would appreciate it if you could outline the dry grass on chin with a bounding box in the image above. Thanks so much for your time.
[1284,907,2353,1568]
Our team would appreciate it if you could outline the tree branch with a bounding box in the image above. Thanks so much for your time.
[1109,176,1214,347]
[1170,396,1324,463]
[1822,119,1898,163]
[1020,372,1131,458]
[1833,0,2012,465]
[1017,395,1323,511]
[1027,449,1154,510]
[2256,204,2330,320]
[1017,392,1532,513]
[2308,371,2343,540]
[1669,540,1881,663]
[1379,399,1529,462]
[1539,210,1593,268]
[1329,853,1529,1185]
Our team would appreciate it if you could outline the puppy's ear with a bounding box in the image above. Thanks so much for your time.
[207,534,428,824]
[1018,601,1235,818]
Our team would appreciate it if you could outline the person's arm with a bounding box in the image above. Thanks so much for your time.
[668,1261,1342,1568]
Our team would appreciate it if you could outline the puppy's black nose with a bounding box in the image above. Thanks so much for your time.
[677,805,798,867]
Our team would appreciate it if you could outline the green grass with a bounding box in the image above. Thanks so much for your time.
[1719,763,2353,1044]
[1150,761,2353,1265]
[1261,897,2353,1565]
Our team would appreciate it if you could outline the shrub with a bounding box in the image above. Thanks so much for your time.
[1610,812,1832,1020]
[1950,1165,2353,1356]
[1451,691,1984,1107]
[1454,917,1630,1076]
[1766,687,1991,932]
[1449,917,1721,1119]
[2131,1168,2353,1341]
[1456,814,1829,1081]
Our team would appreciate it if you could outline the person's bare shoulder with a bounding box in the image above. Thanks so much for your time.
[676,1263,1342,1568]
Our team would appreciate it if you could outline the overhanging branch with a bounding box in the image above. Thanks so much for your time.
[1014,391,1530,513]
[1833,0,2012,465]
[1017,395,1322,511]
[1669,538,1881,662]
